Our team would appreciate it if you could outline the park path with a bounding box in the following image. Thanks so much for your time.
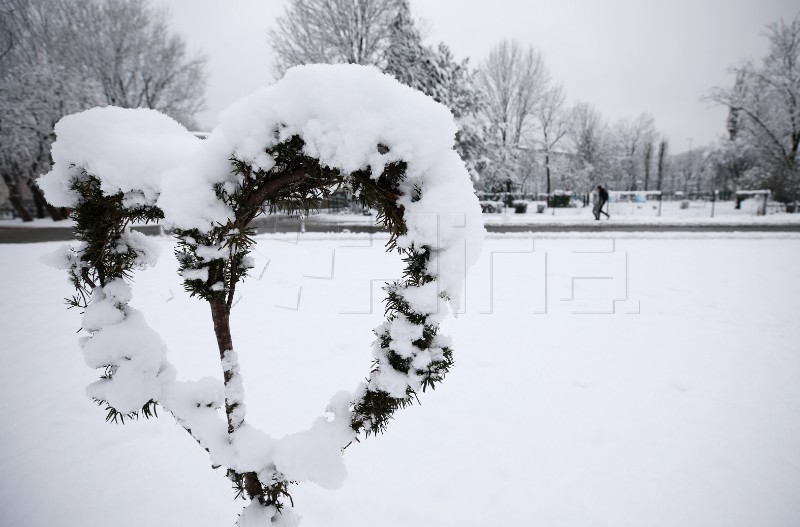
[3,216,800,243]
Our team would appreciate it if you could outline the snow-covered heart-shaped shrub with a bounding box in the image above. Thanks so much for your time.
[39,64,484,526]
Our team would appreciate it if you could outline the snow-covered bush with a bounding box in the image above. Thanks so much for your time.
[512,200,528,213]
[549,192,572,208]
[39,64,484,526]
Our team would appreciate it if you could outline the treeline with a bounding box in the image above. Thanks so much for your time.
[269,0,674,198]
[2,0,797,221]
[271,0,800,202]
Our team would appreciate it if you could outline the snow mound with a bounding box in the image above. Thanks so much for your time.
[38,106,203,210]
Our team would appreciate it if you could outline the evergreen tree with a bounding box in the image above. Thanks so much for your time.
[384,1,444,101]
[383,2,483,177]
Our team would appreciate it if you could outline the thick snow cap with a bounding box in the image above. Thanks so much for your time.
[39,63,484,304]
[204,64,485,307]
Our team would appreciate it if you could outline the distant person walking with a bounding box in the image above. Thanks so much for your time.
[598,185,610,219]
[591,187,601,220]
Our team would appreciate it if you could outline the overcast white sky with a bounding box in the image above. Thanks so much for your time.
[157,0,799,153]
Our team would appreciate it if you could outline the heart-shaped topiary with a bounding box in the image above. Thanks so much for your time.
[39,64,484,526]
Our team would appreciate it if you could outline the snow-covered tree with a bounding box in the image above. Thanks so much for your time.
[268,0,402,75]
[382,1,483,177]
[608,113,656,191]
[656,139,668,192]
[703,137,756,196]
[707,14,800,202]
[267,0,489,183]
[0,61,94,220]
[643,141,653,190]
[0,0,207,220]
[432,44,487,181]
[564,102,610,190]
[1,0,95,219]
[475,39,550,192]
[478,39,548,148]
[384,1,443,101]
[39,64,484,527]
[71,0,207,126]
[535,84,568,194]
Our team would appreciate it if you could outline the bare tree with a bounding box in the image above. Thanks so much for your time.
[475,39,550,193]
[0,0,99,219]
[536,84,568,193]
[643,141,653,190]
[65,0,207,126]
[0,0,207,220]
[610,113,656,190]
[656,139,668,192]
[2,0,206,123]
[478,39,548,147]
[566,102,609,188]
[0,61,95,219]
[268,0,402,76]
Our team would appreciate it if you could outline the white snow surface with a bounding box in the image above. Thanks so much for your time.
[237,502,301,527]
[3,233,799,526]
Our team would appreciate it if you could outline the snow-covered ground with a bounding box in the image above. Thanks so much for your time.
[2,233,799,527]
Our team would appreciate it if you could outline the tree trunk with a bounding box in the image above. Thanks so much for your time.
[9,196,33,222]
[32,193,46,218]
[643,142,652,191]
[28,181,65,221]
[196,166,308,506]
[656,140,667,192]
[209,299,241,434]
[2,173,34,221]
[208,298,265,502]
[545,153,551,195]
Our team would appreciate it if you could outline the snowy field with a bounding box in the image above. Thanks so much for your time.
[2,233,799,527]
